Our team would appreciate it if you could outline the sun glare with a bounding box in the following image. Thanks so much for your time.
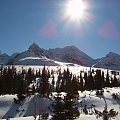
[65,0,87,21]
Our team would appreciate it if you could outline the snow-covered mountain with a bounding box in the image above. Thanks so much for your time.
[0,43,120,69]
[6,43,94,66]
[43,45,94,66]
[93,52,120,70]
[7,43,58,66]
[0,53,9,64]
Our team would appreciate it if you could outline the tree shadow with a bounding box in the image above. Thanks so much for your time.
[112,97,120,108]
[2,99,26,119]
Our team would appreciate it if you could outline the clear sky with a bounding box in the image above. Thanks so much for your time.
[0,0,120,59]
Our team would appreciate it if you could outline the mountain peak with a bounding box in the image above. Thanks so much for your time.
[94,52,120,70]
[106,52,120,58]
[64,45,79,50]
[28,42,40,51]
[28,42,45,57]
[28,42,43,53]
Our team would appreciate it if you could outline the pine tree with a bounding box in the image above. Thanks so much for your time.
[94,69,103,90]
[39,66,50,97]
[105,69,110,87]
[2,67,8,94]
[87,71,94,90]
[25,67,35,86]
[79,72,84,91]
[51,75,55,92]
[0,66,3,94]
[56,70,62,92]
[51,93,66,120]
[64,91,80,120]
[112,74,118,87]
[101,71,105,88]
[84,72,88,90]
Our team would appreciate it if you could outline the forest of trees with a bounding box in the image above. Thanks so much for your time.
[0,65,120,95]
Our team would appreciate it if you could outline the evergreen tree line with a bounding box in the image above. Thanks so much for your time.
[0,66,37,95]
[52,68,120,93]
[0,66,120,95]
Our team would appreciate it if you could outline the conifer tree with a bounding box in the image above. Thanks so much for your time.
[51,75,55,92]
[84,72,88,90]
[101,71,105,88]
[51,93,66,120]
[87,70,94,90]
[105,69,110,87]
[79,72,84,91]
[64,91,80,120]
[94,69,102,90]
[39,65,50,97]
[56,70,62,92]
[111,74,118,87]
[25,67,34,86]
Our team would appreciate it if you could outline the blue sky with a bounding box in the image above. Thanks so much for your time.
[0,0,120,59]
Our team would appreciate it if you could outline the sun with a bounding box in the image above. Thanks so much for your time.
[65,0,87,21]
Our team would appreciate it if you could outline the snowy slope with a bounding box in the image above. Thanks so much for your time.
[1,95,34,119]
[43,45,94,66]
[15,57,59,66]
[94,52,120,70]
[2,115,103,120]
[0,94,52,119]
[1,87,120,120]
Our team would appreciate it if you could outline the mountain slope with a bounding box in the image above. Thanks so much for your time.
[6,43,94,66]
[0,43,120,70]
[43,45,94,66]
[93,52,120,70]
[7,43,58,66]
[0,53,9,64]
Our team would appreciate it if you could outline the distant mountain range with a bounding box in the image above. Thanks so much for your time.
[0,43,120,70]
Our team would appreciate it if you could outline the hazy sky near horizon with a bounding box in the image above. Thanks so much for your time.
[0,0,120,58]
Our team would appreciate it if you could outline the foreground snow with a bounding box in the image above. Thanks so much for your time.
[0,94,52,119]
[0,87,120,120]
[2,115,102,120]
